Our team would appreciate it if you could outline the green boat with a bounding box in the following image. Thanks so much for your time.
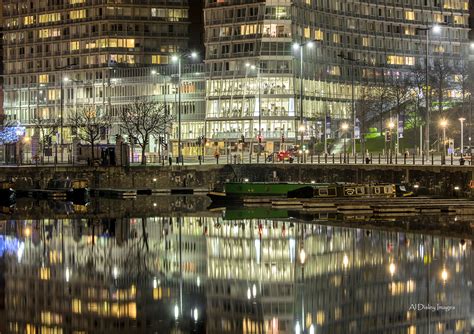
[224,182,320,197]
[207,181,403,204]
[223,207,290,220]
[208,182,322,203]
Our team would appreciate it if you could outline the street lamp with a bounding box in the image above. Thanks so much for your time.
[56,63,78,163]
[415,25,442,157]
[245,63,263,163]
[439,118,448,163]
[172,51,199,165]
[293,40,318,155]
[341,122,349,163]
[388,121,395,163]
[338,53,358,157]
[459,118,465,156]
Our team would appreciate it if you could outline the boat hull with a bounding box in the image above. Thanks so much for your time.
[224,182,320,197]
[208,182,400,204]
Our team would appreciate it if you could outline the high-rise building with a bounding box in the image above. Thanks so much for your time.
[204,0,470,151]
[1,0,194,152]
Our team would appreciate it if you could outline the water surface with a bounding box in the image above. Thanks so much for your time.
[0,197,472,333]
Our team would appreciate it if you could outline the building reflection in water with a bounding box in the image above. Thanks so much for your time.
[0,214,472,334]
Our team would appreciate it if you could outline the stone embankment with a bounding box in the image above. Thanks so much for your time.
[0,164,473,197]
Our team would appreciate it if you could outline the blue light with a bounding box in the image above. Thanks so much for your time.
[0,236,23,257]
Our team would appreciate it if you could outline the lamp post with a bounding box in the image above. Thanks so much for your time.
[416,25,441,157]
[439,118,448,164]
[338,54,358,157]
[293,40,317,156]
[388,121,395,164]
[341,122,349,163]
[172,52,198,166]
[245,63,263,163]
[63,76,80,164]
[56,63,77,163]
[459,118,465,156]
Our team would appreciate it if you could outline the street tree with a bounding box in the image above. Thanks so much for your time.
[69,106,110,164]
[454,58,471,120]
[430,57,454,117]
[371,85,392,135]
[407,65,426,136]
[119,98,173,165]
[32,118,61,159]
[355,86,376,156]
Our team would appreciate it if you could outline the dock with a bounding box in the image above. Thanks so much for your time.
[262,198,474,217]
[27,189,68,200]
[90,189,137,199]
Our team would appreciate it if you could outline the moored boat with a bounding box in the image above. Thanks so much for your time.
[46,178,90,201]
[208,181,410,203]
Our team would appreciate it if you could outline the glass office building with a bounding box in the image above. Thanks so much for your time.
[204,0,470,150]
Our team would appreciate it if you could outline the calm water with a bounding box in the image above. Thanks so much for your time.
[0,197,472,334]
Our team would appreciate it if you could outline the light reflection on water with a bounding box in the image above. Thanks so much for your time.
[0,197,473,334]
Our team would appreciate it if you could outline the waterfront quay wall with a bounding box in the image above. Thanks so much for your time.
[2,164,474,197]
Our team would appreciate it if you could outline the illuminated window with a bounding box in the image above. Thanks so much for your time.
[404,27,415,35]
[70,41,80,51]
[38,29,61,39]
[72,299,82,314]
[23,16,34,25]
[70,10,87,20]
[329,66,341,76]
[38,13,61,23]
[304,27,310,38]
[405,11,415,20]
[109,54,135,64]
[315,29,323,41]
[151,8,188,21]
[387,55,415,66]
[48,89,60,101]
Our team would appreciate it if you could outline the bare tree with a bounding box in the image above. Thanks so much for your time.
[386,74,412,120]
[69,106,110,163]
[119,98,173,165]
[371,85,392,135]
[407,65,426,134]
[355,86,376,155]
[430,57,454,117]
[454,58,471,119]
[32,118,61,158]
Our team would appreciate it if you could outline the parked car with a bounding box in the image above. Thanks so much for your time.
[277,150,294,162]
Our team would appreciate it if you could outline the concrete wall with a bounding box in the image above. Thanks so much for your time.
[1,164,473,196]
